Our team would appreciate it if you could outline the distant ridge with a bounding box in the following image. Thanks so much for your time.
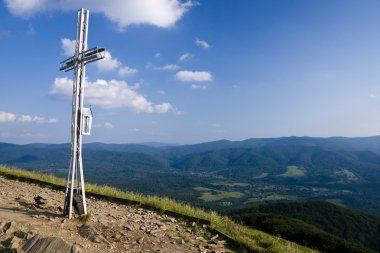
[140,142,179,147]
[160,135,380,158]
[5,135,380,154]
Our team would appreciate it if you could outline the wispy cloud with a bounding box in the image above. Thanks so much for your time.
[104,122,114,129]
[18,115,58,123]
[154,64,180,71]
[179,53,193,61]
[118,66,138,77]
[0,111,58,123]
[175,70,213,82]
[191,84,207,90]
[50,77,174,113]
[195,38,210,49]
[94,122,114,129]
[4,0,197,30]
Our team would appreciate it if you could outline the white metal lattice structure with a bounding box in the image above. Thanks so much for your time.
[60,8,105,219]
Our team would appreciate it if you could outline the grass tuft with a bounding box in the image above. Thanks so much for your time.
[79,211,92,224]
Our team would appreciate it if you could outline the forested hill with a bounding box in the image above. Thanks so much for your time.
[171,145,380,181]
[1,136,380,217]
[231,201,380,253]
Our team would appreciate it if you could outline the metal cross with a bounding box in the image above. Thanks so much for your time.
[60,8,106,219]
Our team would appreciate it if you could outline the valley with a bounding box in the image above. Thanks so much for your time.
[1,136,380,216]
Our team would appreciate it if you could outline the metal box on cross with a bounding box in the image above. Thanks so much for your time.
[82,107,93,135]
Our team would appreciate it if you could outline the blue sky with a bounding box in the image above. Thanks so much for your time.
[1,0,380,144]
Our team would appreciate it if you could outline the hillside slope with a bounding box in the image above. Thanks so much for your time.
[0,166,318,253]
[231,201,380,252]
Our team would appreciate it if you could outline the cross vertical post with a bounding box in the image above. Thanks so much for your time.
[59,8,106,219]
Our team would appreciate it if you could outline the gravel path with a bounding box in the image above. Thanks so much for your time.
[0,176,234,253]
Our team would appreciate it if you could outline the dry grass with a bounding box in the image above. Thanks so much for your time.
[0,165,318,253]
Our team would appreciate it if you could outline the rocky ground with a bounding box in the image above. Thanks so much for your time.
[0,176,234,253]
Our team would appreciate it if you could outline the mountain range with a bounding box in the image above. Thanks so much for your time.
[1,136,380,216]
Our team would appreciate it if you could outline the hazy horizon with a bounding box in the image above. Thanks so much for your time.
[3,134,380,146]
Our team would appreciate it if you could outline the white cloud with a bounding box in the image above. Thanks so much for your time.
[175,70,213,82]
[0,111,57,123]
[17,115,35,122]
[157,90,166,95]
[155,64,180,71]
[118,66,138,77]
[4,0,196,30]
[4,0,48,17]
[94,50,138,76]
[50,77,173,113]
[61,38,75,57]
[195,38,210,49]
[155,53,161,57]
[97,51,122,72]
[179,53,193,61]
[50,77,73,98]
[18,115,58,123]
[0,112,17,122]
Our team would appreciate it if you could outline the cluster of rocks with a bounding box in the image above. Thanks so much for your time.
[33,195,48,209]
[0,220,79,253]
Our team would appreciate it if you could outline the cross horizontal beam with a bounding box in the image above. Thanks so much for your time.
[59,46,106,72]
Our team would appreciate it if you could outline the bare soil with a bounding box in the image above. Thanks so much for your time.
[0,175,234,253]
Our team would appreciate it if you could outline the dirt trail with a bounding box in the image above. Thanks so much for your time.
[0,176,233,253]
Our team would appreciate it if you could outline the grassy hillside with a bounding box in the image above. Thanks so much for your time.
[231,201,380,252]
[0,166,317,253]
